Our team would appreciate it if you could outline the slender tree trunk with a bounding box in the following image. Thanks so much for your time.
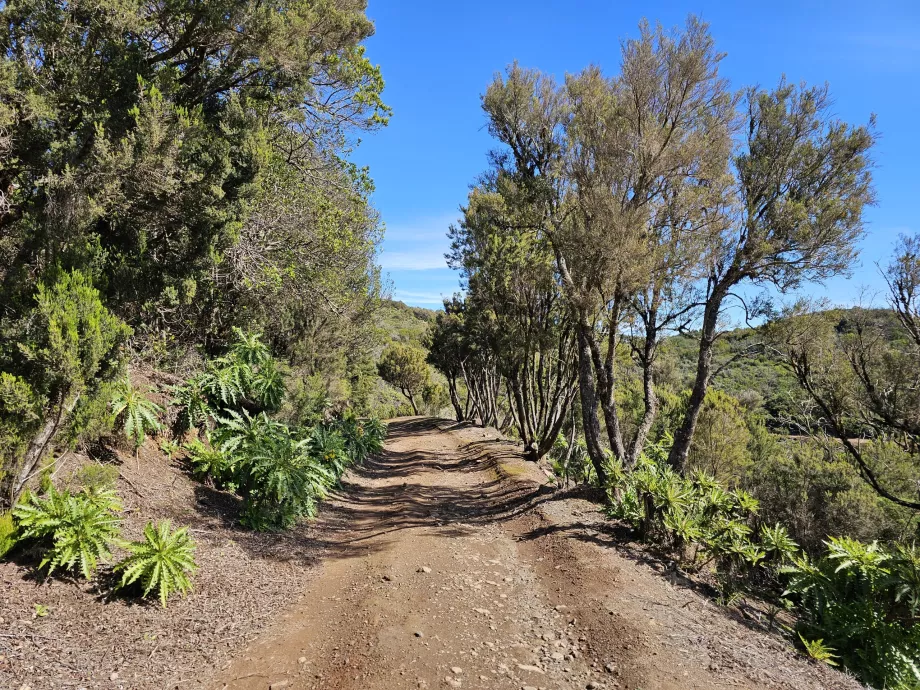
[628,314,659,467]
[405,390,419,416]
[447,375,464,421]
[668,289,725,471]
[576,324,608,484]
[10,391,78,505]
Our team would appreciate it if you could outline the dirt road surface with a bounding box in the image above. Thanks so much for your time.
[210,418,859,690]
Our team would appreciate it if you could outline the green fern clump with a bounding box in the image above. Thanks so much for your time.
[115,520,197,607]
[13,487,121,578]
[237,427,335,531]
[782,538,920,687]
[184,438,233,484]
[111,378,164,452]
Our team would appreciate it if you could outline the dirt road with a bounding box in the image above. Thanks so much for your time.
[211,418,859,690]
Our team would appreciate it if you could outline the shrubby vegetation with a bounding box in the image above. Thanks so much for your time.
[433,15,918,688]
[0,0,393,511]
[176,330,387,530]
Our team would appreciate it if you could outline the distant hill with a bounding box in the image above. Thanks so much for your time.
[662,307,903,427]
[376,299,439,352]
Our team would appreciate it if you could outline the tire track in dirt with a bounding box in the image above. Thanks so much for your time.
[209,418,862,690]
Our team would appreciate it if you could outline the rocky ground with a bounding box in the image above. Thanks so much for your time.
[1,417,863,689]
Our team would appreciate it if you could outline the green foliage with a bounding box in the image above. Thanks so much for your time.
[67,464,120,493]
[0,271,130,505]
[782,538,920,687]
[184,438,233,485]
[377,344,431,415]
[549,434,596,486]
[110,378,164,451]
[172,330,286,431]
[0,373,40,484]
[0,510,17,558]
[115,521,197,607]
[798,634,839,666]
[606,439,767,589]
[13,487,121,578]
[744,439,915,555]
[237,427,335,530]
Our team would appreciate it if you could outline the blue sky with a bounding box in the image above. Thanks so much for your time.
[355,1,920,309]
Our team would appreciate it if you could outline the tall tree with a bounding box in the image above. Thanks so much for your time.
[448,183,578,458]
[666,82,876,470]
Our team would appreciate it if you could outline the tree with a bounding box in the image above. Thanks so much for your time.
[377,345,430,415]
[448,183,578,458]
[476,18,876,478]
[775,234,920,511]
[478,18,734,478]
[666,81,876,471]
[426,306,469,421]
[0,0,389,353]
[1,270,130,506]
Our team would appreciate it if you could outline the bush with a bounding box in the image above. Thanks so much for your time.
[782,538,920,688]
[66,464,119,493]
[171,330,286,431]
[13,486,121,578]
[549,434,596,486]
[115,520,197,607]
[236,425,336,530]
[606,438,779,595]
[1,270,131,506]
[744,439,916,555]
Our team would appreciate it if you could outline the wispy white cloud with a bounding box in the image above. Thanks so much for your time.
[390,289,452,305]
[379,212,460,271]
[378,249,450,271]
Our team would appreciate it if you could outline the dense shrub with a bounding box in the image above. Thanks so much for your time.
[744,439,917,555]
[605,439,787,595]
[549,434,597,486]
[173,331,388,531]
[782,538,920,688]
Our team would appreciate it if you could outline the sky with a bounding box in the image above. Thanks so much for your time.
[354,0,920,309]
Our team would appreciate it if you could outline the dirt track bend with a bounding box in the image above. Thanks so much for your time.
[210,418,860,690]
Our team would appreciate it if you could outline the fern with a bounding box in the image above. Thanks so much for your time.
[171,376,214,430]
[799,634,839,666]
[251,358,285,411]
[229,328,271,367]
[184,437,232,483]
[0,510,17,558]
[13,487,121,578]
[115,520,197,607]
[111,378,163,451]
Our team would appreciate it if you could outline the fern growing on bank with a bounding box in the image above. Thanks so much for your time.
[115,520,197,606]
[13,487,121,578]
[110,378,164,453]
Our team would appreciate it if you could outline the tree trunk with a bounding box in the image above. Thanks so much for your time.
[405,390,419,416]
[628,315,659,467]
[576,324,608,484]
[447,376,464,421]
[668,291,724,471]
[10,391,78,505]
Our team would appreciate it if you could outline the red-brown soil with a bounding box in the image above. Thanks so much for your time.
[1,418,863,689]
